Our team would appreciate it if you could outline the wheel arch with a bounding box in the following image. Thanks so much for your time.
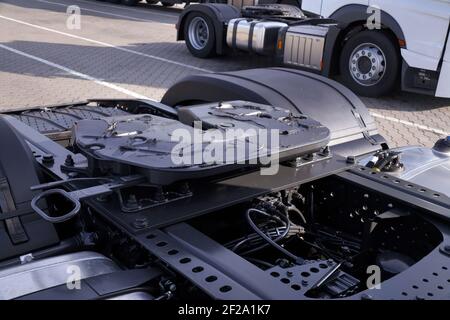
[177,4,240,55]
[329,4,405,43]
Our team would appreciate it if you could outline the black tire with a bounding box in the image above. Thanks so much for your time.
[145,0,158,3]
[339,30,400,97]
[121,0,138,5]
[161,1,175,6]
[107,0,121,3]
[183,12,216,58]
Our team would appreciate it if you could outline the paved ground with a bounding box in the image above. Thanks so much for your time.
[0,0,449,148]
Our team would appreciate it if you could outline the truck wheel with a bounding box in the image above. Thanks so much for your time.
[161,1,175,6]
[184,12,216,58]
[121,0,139,5]
[339,30,400,97]
[145,0,158,3]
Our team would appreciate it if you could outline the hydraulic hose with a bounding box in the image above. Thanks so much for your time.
[246,208,305,264]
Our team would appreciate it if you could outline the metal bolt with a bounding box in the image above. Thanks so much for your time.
[133,217,149,229]
[162,279,177,292]
[346,156,356,164]
[42,154,54,165]
[64,154,74,166]
[301,280,308,286]
[321,146,330,156]
[20,253,34,264]
[286,271,293,278]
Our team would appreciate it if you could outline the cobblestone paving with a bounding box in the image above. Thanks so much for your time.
[1,0,449,147]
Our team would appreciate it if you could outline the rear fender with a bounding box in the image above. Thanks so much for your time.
[162,68,386,156]
[177,4,241,55]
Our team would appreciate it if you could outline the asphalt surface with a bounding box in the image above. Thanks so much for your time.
[0,0,449,148]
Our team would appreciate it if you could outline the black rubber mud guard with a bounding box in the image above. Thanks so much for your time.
[162,68,386,156]
[177,4,241,55]
[0,116,59,261]
[0,118,41,205]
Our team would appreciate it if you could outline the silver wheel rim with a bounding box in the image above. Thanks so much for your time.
[188,17,209,51]
[349,43,386,87]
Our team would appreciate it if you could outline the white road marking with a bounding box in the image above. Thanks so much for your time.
[0,14,212,73]
[370,112,448,136]
[34,0,175,24]
[0,44,155,100]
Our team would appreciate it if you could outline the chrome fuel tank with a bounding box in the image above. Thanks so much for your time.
[226,19,287,55]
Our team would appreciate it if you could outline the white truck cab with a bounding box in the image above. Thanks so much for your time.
[301,0,450,97]
[299,0,450,97]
